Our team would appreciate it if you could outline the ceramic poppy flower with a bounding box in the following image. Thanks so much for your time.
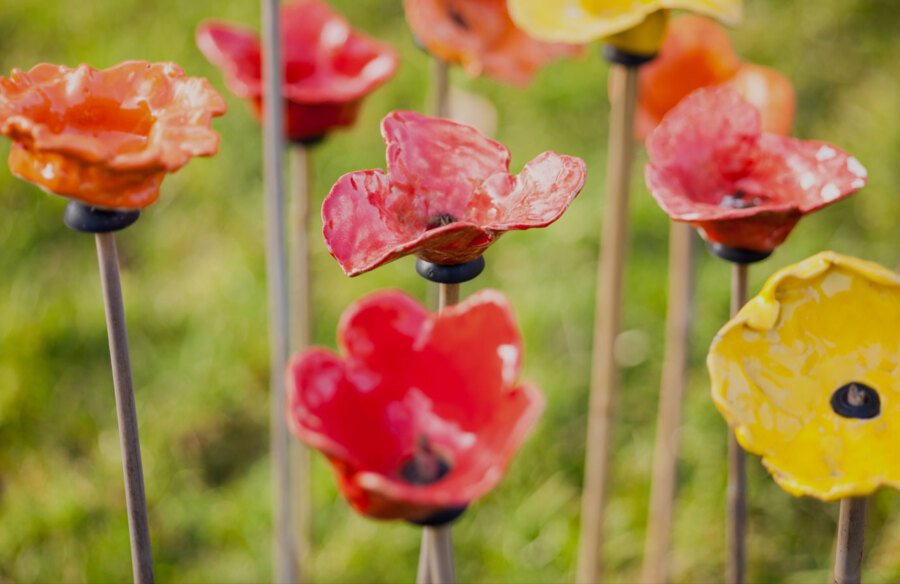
[197,0,398,143]
[635,15,794,139]
[709,252,900,501]
[508,0,742,56]
[645,87,866,253]
[322,110,587,276]
[404,0,582,87]
[0,61,226,210]
[287,289,544,521]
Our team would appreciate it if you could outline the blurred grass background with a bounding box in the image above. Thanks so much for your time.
[1,0,899,582]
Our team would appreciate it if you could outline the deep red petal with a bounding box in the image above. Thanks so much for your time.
[382,111,511,222]
[338,290,429,371]
[475,152,587,230]
[196,22,263,99]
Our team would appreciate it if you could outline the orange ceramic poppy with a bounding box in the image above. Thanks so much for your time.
[404,0,581,86]
[635,15,794,140]
[0,61,226,210]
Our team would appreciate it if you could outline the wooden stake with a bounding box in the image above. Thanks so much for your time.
[290,144,313,573]
[728,262,749,584]
[433,59,451,118]
[95,232,154,584]
[641,222,695,584]
[576,62,640,584]
[261,0,300,580]
[833,498,868,583]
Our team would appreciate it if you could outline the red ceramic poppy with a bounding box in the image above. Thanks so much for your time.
[322,110,587,276]
[645,87,867,253]
[635,15,795,140]
[287,289,543,521]
[196,0,398,143]
[0,61,226,210]
[404,0,582,87]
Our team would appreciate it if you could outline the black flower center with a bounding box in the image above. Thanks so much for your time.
[400,436,451,485]
[447,4,469,30]
[831,382,881,420]
[427,213,457,230]
[720,190,765,210]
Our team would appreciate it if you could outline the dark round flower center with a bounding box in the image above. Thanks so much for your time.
[720,190,764,210]
[400,436,451,485]
[427,213,458,230]
[831,382,881,419]
[447,4,470,30]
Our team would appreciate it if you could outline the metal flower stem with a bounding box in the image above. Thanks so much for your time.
[95,232,155,584]
[641,222,695,583]
[290,143,314,571]
[416,280,461,584]
[834,497,868,584]
[261,0,300,581]
[577,61,640,584]
[728,262,749,584]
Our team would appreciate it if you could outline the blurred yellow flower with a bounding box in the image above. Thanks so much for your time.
[508,0,742,55]
[709,252,900,501]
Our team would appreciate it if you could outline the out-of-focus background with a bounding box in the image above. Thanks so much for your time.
[1,1,899,582]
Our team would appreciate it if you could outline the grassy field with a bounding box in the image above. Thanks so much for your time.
[2,0,900,582]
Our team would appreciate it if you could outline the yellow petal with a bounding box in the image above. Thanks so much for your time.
[508,0,742,44]
[709,251,900,501]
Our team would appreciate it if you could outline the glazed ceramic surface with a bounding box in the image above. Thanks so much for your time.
[197,0,398,142]
[709,252,900,500]
[645,87,866,252]
[322,110,586,276]
[287,289,544,521]
[0,61,226,209]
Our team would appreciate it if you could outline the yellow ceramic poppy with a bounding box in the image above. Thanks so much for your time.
[709,252,900,501]
[508,0,742,55]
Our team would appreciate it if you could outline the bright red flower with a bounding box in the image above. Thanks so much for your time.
[645,87,867,253]
[0,61,226,210]
[287,289,543,521]
[196,0,398,142]
[636,15,795,140]
[322,110,587,276]
[404,0,582,87]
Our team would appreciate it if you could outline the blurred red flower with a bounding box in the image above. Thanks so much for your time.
[287,289,543,521]
[323,110,586,276]
[0,61,226,209]
[403,0,581,86]
[645,87,867,253]
[636,15,795,140]
[197,0,398,142]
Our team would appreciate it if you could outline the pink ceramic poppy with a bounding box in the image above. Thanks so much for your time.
[645,87,867,253]
[196,0,398,142]
[0,61,226,209]
[287,289,543,521]
[322,110,587,276]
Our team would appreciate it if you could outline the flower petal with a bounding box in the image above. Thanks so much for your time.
[196,21,263,99]
[382,111,511,220]
[338,290,429,372]
[476,152,586,230]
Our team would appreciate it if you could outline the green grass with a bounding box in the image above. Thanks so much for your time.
[1,0,900,582]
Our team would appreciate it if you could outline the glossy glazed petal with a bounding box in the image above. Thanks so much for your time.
[645,87,866,252]
[322,111,587,276]
[508,0,742,46]
[636,17,794,140]
[709,252,900,500]
[404,0,582,86]
[196,0,398,141]
[0,61,226,209]
[287,289,544,520]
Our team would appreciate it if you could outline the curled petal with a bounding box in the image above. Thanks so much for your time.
[338,290,429,372]
[476,152,587,230]
[382,110,511,213]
